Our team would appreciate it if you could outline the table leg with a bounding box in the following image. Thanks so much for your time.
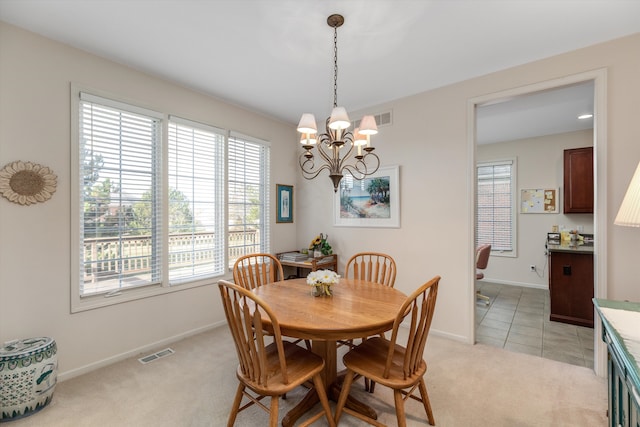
[281,339,377,426]
[330,374,378,420]
[312,340,337,386]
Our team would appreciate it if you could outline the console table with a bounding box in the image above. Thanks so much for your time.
[276,252,338,278]
[593,299,640,427]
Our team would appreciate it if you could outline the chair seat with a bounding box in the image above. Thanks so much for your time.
[343,337,427,389]
[238,341,324,396]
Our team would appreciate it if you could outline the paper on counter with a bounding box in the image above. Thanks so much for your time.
[600,307,640,363]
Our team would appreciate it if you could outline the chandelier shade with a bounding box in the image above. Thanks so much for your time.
[297,113,318,135]
[328,107,350,130]
[358,115,378,135]
[297,14,381,192]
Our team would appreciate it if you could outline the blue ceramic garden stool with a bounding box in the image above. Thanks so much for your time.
[0,337,57,422]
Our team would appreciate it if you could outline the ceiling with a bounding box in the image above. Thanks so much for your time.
[1,0,639,143]
[476,81,594,145]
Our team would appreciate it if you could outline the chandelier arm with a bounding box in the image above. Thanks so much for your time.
[341,152,381,180]
[335,133,356,171]
[314,137,337,166]
[299,154,332,180]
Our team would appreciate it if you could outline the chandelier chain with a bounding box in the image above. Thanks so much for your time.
[333,25,338,108]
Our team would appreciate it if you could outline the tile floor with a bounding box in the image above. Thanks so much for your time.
[475,281,594,369]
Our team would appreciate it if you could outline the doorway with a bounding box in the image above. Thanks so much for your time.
[468,70,608,376]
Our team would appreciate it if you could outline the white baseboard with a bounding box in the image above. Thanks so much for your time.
[399,322,469,344]
[57,320,226,382]
[479,278,548,290]
[430,328,469,343]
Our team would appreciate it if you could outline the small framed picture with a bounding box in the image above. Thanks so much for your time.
[276,184,293,223]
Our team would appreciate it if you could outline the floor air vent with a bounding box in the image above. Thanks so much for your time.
[138,348,175,364]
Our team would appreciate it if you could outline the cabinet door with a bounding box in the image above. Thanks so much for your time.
[549,252,594,327]
[564,147,594,213]
[609,354,619,427]
[609,346,630,427]
[629,381,640,427]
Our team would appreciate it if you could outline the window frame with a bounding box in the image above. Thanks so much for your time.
[71,84,270,312]
[476,158,517,258]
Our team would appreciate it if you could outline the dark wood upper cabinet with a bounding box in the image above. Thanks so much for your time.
[563,147,594,213]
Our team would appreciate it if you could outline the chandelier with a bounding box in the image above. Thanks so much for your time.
[297,14,380,192]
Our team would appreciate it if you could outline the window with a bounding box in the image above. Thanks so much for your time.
[168,118,225,283]
[476,159,516,255]
[72,89,270,310]
[77,93,163,296]
[227,133,270,269]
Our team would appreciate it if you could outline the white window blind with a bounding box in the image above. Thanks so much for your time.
[79,92,162,296]
[73,89,274,309]
[227,133,270,269]
[476,160,515,252]
[168,117,225,283]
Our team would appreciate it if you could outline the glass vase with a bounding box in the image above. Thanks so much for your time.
[311,284,332,297]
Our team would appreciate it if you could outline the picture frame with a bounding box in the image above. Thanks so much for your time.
[520,188,559,213]
[276,184,293,223]
[334,165,400,228]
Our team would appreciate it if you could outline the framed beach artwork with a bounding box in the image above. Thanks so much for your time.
[333,165,400,228]
[276,184,293,223]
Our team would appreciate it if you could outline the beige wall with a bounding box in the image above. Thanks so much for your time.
[2,19,640,379]
[0,22,298,379]
[296,32,640,346]
[478,130,594,288]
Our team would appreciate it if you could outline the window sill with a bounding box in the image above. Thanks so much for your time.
[70,274,231,313]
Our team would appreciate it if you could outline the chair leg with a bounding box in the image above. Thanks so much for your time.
[418,378,435,426]
[476,290,490,305]
[227,383,244,427]
[269,394,279,427]
[369,380,377,393]
[334,369,356,424]
[393,389,407,427]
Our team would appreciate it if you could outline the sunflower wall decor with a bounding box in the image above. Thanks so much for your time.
[0,160,57,206]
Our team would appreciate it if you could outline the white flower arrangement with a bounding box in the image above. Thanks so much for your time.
[306,269,340,286]
[306,269,340,296]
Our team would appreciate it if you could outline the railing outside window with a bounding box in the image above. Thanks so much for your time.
[83,230,258,294]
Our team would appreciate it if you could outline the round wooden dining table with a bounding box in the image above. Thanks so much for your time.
[252,277,407,427]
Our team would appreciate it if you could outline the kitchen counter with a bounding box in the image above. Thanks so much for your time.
[547,242,594,254]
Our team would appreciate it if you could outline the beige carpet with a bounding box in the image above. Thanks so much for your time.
[7,327,607,426]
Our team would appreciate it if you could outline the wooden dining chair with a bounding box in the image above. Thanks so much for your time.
[233,253,310,351]
[334,275,440,427]
[343,251,397,391]
[344,252,397,288]
[233,253,284,290]
[475,244,492,305]
[218,280,336,427]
